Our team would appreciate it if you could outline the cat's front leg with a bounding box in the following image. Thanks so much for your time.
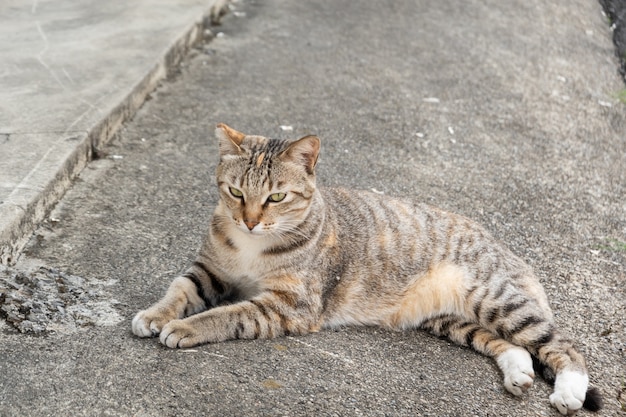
[132,276,207,337]
[159,287,317,348]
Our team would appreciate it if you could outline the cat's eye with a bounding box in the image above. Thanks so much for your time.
[229,187,243,198]
[267,192,286,203]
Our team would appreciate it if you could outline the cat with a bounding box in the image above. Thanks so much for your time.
[132,123,602,415]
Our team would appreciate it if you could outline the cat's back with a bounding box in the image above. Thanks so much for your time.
[318,186,520,285]
[320,186,475,259]
[318,186,447,282]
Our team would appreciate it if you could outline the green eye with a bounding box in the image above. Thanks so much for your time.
[268,192,286,202]
[229,187,243,198]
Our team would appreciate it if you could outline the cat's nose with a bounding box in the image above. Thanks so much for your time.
[244,219,260,231]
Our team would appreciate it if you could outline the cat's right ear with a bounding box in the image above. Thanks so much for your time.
[216,123,245,157]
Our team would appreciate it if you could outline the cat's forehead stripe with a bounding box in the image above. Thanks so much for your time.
[246,138,290,174]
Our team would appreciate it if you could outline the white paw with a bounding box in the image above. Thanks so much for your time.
[496,347,535,396]
[132,309,169,337]
[549,371,588,415]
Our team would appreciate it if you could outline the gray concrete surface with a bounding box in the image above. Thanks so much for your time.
[1,0,625,416]
[0,0,215,264]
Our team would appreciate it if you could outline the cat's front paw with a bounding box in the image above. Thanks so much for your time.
[496,347,535,396]
[132,309,176,338]
[160,319,203,348]
[549,371,588,415]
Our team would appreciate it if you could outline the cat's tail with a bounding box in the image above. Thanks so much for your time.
[531,356,602,411]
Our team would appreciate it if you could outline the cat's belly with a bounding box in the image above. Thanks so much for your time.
[321,263,469,330]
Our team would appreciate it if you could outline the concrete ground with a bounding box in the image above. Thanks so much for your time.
[0,0,213,264]
[1,0,625,416]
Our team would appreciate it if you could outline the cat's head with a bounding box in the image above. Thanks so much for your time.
[214,123,320,237]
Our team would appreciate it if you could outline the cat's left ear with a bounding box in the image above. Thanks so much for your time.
[280,135,320,175]
[216,123,246,157]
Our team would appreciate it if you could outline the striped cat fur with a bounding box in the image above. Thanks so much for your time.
[132,124,601,415]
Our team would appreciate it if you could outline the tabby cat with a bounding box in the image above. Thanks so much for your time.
[132,123,601,415]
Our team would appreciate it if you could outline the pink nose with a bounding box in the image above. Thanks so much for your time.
[244,219,260,230]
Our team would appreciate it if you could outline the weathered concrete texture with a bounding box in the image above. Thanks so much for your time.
[1,0,625,416]
[0,264,122,333]
[0,0,215,264]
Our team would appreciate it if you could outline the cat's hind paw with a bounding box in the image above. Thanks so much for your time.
[496,347,535,396]
[549,371,588,415]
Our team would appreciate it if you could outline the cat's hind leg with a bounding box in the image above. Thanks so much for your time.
[509,325,602,415]
[470,276,602,415]
[421,316,535,396]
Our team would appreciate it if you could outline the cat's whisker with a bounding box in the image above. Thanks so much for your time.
[272,223,311,242]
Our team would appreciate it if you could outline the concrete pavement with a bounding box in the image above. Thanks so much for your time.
[1,0,625,416]
[0,0,228,264]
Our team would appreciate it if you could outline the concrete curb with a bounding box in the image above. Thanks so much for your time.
[0,13,210,265]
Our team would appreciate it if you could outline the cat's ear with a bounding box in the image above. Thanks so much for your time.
[216,123,246,157]
[280,135,320,175]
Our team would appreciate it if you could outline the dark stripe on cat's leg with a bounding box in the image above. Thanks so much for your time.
[437,318,457,336]
[253,316,264,338]
[493,280,510,299]
[182,272,212,307]
[500,316,544,338]
[511,316,544,334]
[463,325,481,347]
[250,300,298,336]
[421,315,458,337]
[484,307,500,324]
[501,299,529,316]
[250,300,272,322]
[251,299,293,336]
[193,261,226,295]
[532,327,555,347]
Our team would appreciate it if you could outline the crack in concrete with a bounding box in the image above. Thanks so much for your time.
[35,21,67,91]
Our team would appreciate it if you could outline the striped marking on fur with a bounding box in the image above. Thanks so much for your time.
[256,152,266,167]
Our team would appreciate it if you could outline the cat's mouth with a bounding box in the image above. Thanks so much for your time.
[236,221,267,237]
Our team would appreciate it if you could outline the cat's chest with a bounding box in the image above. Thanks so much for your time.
[216,229,277,280]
